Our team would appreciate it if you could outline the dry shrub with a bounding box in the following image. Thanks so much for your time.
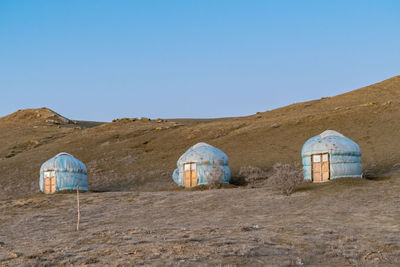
[269,163,303,196]
[239,166,269,184]
[362,169,376,179]
[362,162,380,179]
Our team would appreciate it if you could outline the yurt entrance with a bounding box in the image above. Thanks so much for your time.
[312,153,330,182]
[43,171,56,194]
[184,163,197,188]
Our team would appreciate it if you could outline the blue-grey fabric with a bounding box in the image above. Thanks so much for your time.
[39,152,88,192]
[302,130,362,180]
[172,143,231,186]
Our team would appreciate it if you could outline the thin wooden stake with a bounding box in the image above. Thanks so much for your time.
[76,185,80,231]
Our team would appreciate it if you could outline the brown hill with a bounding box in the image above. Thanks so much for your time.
[0,107,72,125]
[0,76,399,199]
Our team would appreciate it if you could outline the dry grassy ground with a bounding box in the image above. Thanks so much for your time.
[0,76,400,266]
[0,174,399,266]
[1,76,400,199]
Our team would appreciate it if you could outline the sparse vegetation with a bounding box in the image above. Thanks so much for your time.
[2,175,399,265]
[268,163,303,196]
[361,161,378,179]
[362,169,376,179]
[238,165,269,184]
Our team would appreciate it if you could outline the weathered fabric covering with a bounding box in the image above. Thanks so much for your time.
[39,152,88,192]
[302,130,362,180]
[172,143,231,186]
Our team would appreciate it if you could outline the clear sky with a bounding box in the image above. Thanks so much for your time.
[0,1,399,122]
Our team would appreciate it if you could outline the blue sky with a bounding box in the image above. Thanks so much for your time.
[0,1,399,121]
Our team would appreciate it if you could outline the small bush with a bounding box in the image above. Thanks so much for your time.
[362,162,379,179]
[362,169,376,179]
[238,166,269,184]
[230,175,247,186]
[269,163,303,196]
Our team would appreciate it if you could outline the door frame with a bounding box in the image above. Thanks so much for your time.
[321,153,330,182]
[43,171,57,194]
[184,162,197,188]
[311,153,330,182]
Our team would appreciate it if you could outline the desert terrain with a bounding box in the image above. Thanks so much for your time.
[0,177,399,266]
[0,76,399,265]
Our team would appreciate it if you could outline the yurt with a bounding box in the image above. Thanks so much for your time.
[39,152,88,194]
[302,130,362,182]
[172,143,231,187]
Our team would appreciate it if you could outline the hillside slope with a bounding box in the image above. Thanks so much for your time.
[0,76,399,199]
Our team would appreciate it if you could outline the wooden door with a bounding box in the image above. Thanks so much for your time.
[312,154,322,182]
[190,164,197,186]
[44,178,51,193]
[312,154,330,182]
[44,176,56,194]
[184,163,197,188]
[184,164,191,188]
[322,153,330,182]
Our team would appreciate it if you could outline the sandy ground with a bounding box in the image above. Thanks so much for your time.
[0,175,399,266]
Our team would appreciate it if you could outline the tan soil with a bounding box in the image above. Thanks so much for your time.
[0,175,399,266]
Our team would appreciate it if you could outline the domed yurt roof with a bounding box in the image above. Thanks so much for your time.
[178,142,228,166]
[302,130,361,157]
[40,152,87,174]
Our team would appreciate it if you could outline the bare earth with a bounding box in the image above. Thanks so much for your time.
[1,175,399,266]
